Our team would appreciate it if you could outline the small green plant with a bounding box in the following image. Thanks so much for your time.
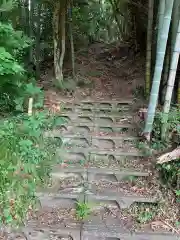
[137,211,155,223]
[122,175,138,182]
[75,201,91,220]
[175,190,180,196]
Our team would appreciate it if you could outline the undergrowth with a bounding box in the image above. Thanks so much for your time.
[152,108,180,191]
[0,111,64,227]
[138,107,180,227]
[137,107,180,229]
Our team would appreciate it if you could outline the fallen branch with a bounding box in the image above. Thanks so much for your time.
[157,146,180,164]
[161,220,180,235]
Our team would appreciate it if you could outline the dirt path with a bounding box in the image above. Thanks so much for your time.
[42,43,145,109]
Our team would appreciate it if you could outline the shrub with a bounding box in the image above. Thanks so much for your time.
[0,111,64,226]
[0,21,31,113]
[152,107,180,190]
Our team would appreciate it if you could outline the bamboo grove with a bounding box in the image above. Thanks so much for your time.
[145,0,180,140]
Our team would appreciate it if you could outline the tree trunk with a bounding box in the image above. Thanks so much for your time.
[144,0,174,141]
[108,0,122,40]
[162,20,180,138]
[53,1,66,83]
[157,0,166,105]
[171,0,180,55]
[68,1,75,79]
[157,0,165,49]
[29,0,34,63]
[145,0,154,98]
[171,0,180,105]
[160,44,170,105]
[178,78,180,105]
[35,2,41,79]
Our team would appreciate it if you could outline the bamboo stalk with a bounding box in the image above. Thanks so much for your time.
[171,0,180,55]
[144,0,175,141]
[145,0,154,99]
[178,80,180,105]
[162,20,180,138]
[156,0,165,50]
[171,0,180,104]
[161,45,170,104]
[157,0,166,105]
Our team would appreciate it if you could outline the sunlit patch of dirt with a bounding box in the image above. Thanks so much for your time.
[39,42,145,114]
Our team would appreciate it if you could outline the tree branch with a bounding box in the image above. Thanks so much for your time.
[157,146,180,164]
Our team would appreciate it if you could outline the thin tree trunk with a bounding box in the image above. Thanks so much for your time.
[29,0,34,63]
[160,44,170,104]
[171,0,180,104]
[145,0,154,99]
[108,0,123,40]
[144,0,174,141]
[178,79,180,105]
[162,20,180,138]
[59,7,66,83]
[35,2,41,79]
[53,2,60,79]
[157,0,167,105]
[53,1,66,83]
[171,0,180,55]
[68,1,75,79]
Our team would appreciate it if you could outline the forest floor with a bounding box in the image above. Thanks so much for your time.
[1,43,179,239]
[41,42,145,108]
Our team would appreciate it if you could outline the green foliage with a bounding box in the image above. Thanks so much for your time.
[137,211,155,224]
[0,20,31,113]
[75,201,91,220]
[0,22,30,56]
[151,108,180,190]
[129,203,158,224]
[152,107,180,149]
[0,0,17,12]
[72,0,126,45]
[0,111,64,226]
[15,82,44,112]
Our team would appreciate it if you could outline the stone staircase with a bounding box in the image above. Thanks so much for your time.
[17,99,178,240]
